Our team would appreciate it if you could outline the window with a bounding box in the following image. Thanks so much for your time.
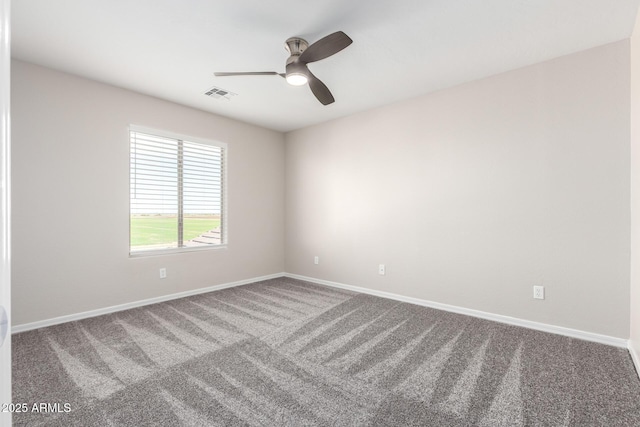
[129,127,225,254]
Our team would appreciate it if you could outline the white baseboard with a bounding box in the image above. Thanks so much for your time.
[12,271,631,352]
[11,272,286,334]
[285,273,629,349]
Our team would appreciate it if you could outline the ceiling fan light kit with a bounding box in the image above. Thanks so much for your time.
[285,61,309,86]
[285,37,310,86]
[214,31,353,105]
[285,73,308,86]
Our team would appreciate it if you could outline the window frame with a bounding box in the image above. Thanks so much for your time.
[128,125,228,257]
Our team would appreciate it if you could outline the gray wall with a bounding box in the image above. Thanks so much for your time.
[12,40,635,341]
[631,12,640,361]
[11,60,285,326]
[285,41,631,338]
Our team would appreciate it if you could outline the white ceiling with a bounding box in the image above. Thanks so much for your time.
[11,0,640,132]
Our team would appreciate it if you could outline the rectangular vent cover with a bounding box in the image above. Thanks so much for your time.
[204,86,237,101]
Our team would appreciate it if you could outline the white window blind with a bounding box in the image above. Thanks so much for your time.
[130,129,225,253]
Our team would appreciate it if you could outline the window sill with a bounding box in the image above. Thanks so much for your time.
[129,244,228,258]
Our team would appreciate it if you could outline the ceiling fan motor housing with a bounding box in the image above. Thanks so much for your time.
[284,37,310,85]
[286,61,308,79]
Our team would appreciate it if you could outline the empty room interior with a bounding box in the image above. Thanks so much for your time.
[3,0,640,425]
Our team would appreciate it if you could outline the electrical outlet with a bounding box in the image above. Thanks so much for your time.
[379,264,386,275]
[159,268,167,279]
[314,256,319,265]
[533,285,544,300]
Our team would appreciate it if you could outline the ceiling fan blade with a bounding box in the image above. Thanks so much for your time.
[299,31,352,64]
[307,70,335,105]
[214,71,285,77]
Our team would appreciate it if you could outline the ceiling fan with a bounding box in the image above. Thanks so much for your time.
[214,31,352,105]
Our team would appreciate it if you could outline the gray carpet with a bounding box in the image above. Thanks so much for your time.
[11,277,640,426]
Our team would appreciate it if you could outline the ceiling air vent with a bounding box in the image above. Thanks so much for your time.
[204,86,237,101]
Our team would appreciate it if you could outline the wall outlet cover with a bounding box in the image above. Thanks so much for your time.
[533,285,544,300]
